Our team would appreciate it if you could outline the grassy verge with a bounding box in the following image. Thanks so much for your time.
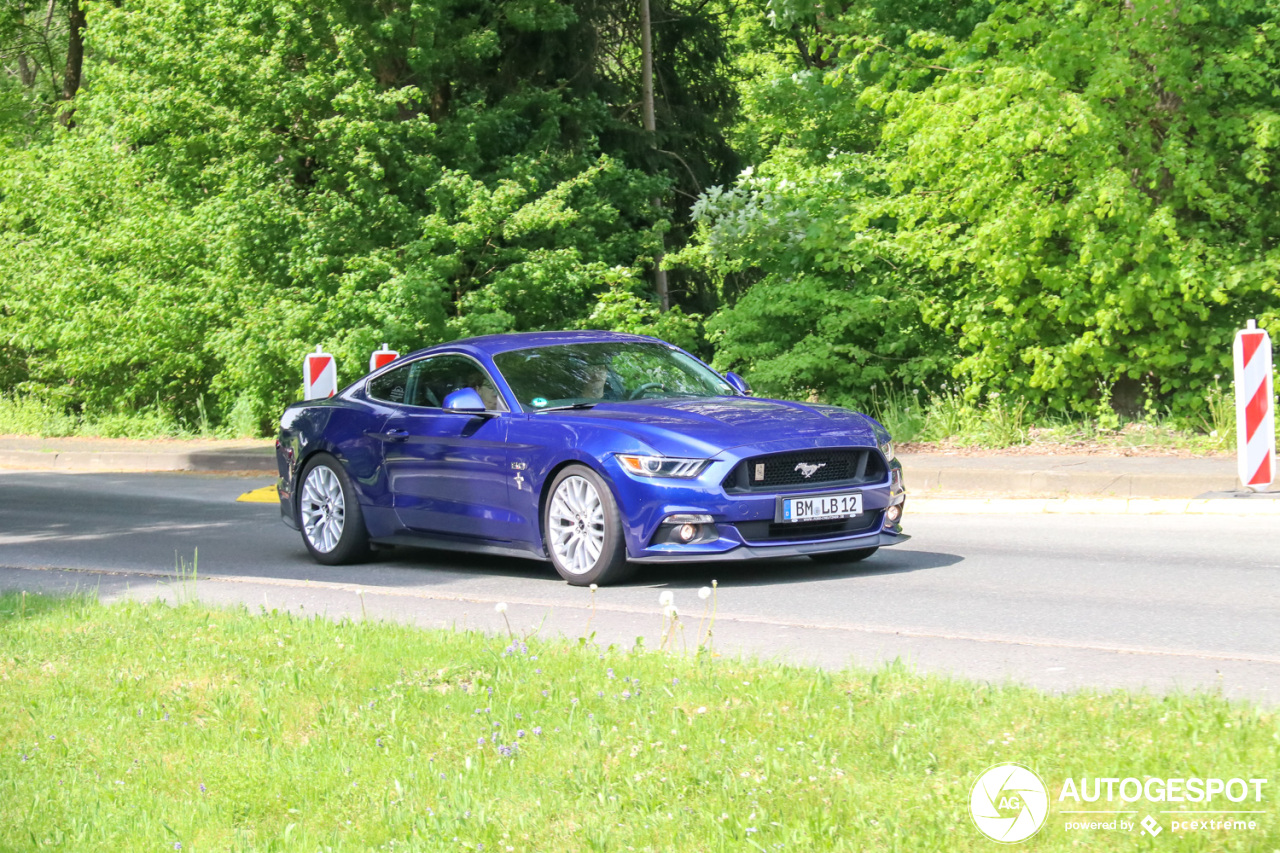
[0,393,258,440]
[871,384,1237,454]
[0,383,1240,451]
[1,593,1276,852]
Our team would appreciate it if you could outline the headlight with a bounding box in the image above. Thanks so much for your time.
[616,454,710,479]
[879,440,895,461]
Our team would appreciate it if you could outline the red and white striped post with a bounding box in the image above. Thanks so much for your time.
[369,343,399,372]
[303,346,338,400]
[1233,320,1274,491]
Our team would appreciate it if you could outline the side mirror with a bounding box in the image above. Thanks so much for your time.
[442,387,487,413]
[724,372,752,396]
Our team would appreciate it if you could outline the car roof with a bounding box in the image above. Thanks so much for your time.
[404,330,667,360]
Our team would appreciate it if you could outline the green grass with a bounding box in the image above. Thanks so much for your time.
[872,383,1236,453]
[1,593,1276,851]
[0,393,254,439]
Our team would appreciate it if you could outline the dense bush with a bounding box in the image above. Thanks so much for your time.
[3,0,1279,434]
[692,0,1280,421]
[0,0,732,432]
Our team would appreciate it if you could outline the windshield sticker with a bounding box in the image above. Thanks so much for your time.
[531,397,548,408]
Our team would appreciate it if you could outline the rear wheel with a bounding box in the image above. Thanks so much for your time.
[298,453,372,565]
[808,546,878,564]
[543,465,633,586]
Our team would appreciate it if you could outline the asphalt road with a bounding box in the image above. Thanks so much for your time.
[1,471,1277,702]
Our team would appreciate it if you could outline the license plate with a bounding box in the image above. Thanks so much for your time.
[780,491,863,523]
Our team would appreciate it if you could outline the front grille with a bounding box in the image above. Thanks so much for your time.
[733,511,882,543]
[724,448,887,493]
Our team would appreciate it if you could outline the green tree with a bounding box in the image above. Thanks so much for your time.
[693,0,1280,419]
[0,0,739,431]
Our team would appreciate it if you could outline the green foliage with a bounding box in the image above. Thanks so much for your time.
[0,0,738,433]
[857,0,1280,419]
[0,392,78,436]
[693,0,1280,425]
[580,281,704,353]
[5,0,1280,435]
[680,152,953,409]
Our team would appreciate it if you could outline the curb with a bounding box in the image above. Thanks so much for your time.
[0,447,275,474]
[910,497,1280,516]
[900,455,1237,499]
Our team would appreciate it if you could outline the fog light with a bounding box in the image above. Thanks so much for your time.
[678,523,698,542]
[885,503,902,523]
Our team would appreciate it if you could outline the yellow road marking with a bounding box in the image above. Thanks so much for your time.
[237,485,279,503]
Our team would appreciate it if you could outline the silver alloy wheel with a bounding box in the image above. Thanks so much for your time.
[300,464,346,553]
[547,474,606,575]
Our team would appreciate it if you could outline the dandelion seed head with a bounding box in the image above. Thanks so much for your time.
[698,587,711,600]
[659,591,674,607]
[494,602,508,613]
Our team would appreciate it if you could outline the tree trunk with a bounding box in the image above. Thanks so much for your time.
[18,56,38,88]
[59,0,85,127]
[639,0,669,311]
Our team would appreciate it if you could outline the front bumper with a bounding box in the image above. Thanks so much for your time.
[606,440,908,562]
[629,529,910,563]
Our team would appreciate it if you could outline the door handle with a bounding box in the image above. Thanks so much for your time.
[383,429,410,441]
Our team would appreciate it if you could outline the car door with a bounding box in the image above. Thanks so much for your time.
[375,354,519,541]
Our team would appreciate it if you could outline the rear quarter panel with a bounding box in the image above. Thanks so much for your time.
[277,397,390,528]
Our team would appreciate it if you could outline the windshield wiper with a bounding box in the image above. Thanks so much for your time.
[534,402,598,412]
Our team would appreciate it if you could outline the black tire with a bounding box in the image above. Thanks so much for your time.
[542,464,634,586]
[297,453,372,565]
[808,546,878,564]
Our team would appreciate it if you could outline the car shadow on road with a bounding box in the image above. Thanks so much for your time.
[629,548,963,589]
[346,544,962,590]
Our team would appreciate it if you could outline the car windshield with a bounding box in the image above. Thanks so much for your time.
[492,342,735,410]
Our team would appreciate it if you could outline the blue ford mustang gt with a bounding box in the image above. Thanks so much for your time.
[275,331,907,585]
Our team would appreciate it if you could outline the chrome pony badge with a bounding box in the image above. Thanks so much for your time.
[794,462,826,479]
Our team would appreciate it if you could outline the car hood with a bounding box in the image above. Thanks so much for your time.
[545,397,882,457]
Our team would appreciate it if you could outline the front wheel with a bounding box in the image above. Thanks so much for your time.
[298,453,372,565]
[543,465,633,586]
[808,546,878,564]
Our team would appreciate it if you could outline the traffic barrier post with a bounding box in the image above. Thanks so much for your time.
[303,346,338,400]
[369,343,399,372]
[1233,320,1274,491]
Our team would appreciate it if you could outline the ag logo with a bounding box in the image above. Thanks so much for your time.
[969,762,1049,843]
